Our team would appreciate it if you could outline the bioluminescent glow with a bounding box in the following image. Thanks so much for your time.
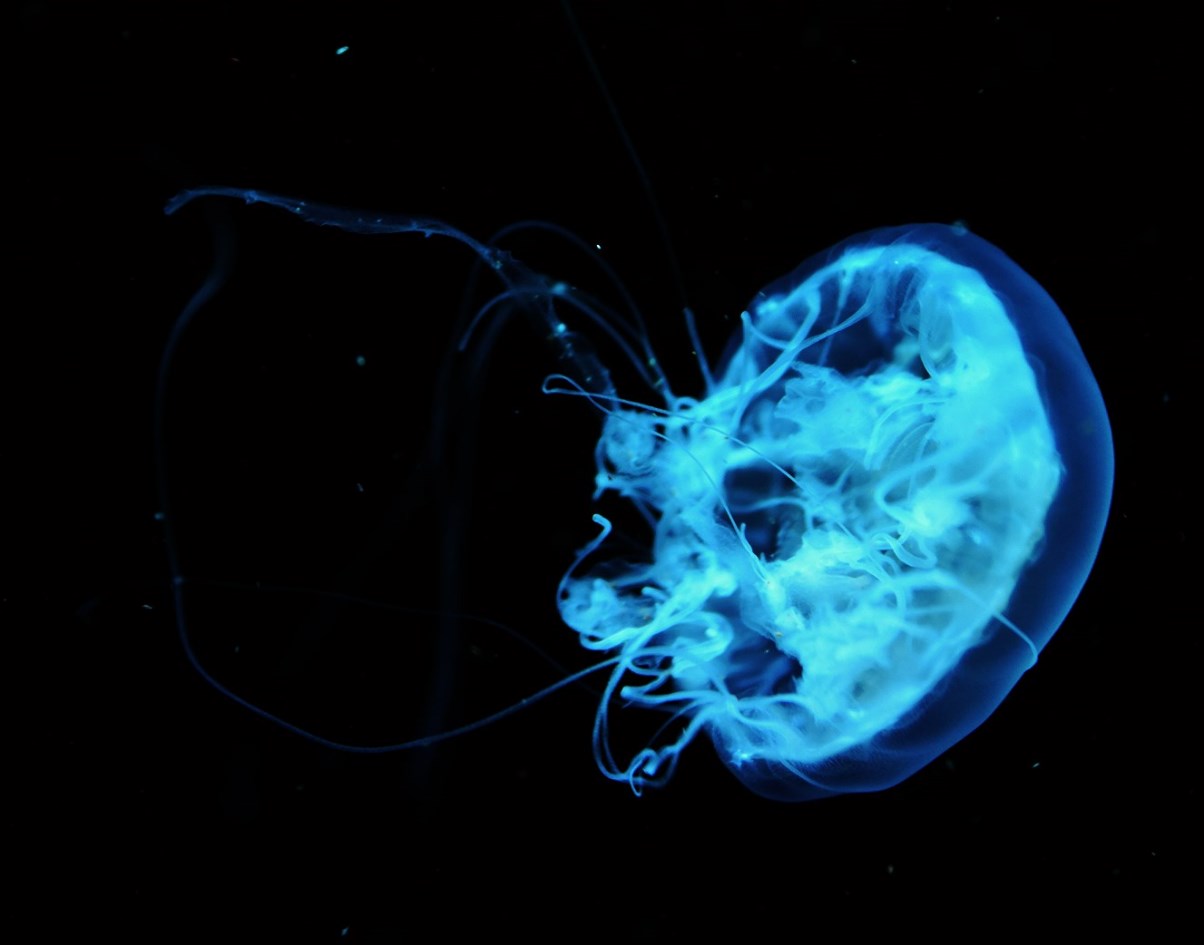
[558,223,1112,799]
[164,191,1113,799]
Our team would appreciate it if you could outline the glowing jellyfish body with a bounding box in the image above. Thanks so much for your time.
[164,191,1111,799]
[560,223,1112,799]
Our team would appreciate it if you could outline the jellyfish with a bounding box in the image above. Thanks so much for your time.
[162,190,1112,799]
[556,222,1113,799]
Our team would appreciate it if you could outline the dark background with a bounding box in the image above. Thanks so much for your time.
[14,1,1192,939]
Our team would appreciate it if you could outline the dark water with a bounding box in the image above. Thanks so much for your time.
[14,2,1190,939]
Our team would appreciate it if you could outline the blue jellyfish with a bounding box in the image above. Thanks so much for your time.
[556,222,1113,799]
[163,191,1112,799]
